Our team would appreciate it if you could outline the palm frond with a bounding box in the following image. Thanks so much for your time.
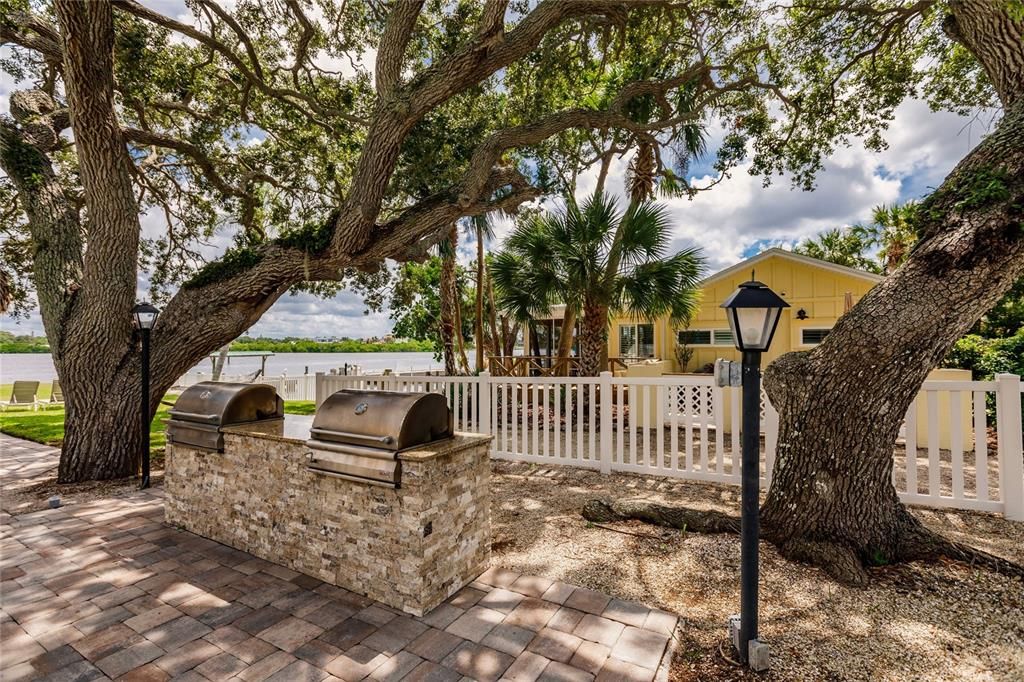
[615,201,673,267]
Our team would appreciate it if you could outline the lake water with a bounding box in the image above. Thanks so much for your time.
[0,351,473,383]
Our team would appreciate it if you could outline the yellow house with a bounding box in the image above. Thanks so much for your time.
[608,248,884,373]
[610,248,971,447]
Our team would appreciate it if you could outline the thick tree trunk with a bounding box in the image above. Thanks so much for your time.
[761,96,1024,583]
[59,364,143,481]
[578,301,608,376]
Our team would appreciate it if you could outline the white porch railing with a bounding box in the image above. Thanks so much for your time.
[317,371,1023,520]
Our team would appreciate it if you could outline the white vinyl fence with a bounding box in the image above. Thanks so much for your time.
[177,372,318,401]
[314,371,1023,520]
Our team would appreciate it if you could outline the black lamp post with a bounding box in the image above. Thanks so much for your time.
[720,280,788,668]
[132,302,160,489]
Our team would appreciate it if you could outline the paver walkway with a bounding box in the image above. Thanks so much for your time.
[0,434,677,681]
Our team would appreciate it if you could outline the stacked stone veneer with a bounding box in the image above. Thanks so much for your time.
[164,426,491,616]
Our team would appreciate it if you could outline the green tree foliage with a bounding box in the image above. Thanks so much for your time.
[863,203,920,275]
[793,226,882,274]
[978,277,1024,339]
[229,336,433,353]
[0,331,49,353]
[384,257,474,363]
[944,331,1024,379]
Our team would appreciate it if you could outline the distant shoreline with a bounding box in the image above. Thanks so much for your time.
[230,340,435,353]
[0,345,50,354]
[1,341,437,354]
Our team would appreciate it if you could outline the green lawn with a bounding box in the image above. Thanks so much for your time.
[0,407,172,453]
[284,401,316,415]
[0,399,316,452]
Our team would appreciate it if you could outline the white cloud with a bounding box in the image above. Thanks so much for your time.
[245,290,393,339]
[563,99,984,273]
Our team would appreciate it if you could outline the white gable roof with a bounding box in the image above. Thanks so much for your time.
[700,248,885,287]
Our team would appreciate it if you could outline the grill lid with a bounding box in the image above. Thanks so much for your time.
[309,389,452,452]
[169,382,284,426]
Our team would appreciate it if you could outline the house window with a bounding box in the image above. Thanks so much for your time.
[619,323,655,357]
[713,329,735,346]
[678,329,711,345]
[801,328,831,345]
[678,329,733,346]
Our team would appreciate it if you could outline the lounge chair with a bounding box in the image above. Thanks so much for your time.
[46,379,64,408]
[2,381,43,411]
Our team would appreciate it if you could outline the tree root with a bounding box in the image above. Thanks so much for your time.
[897,527,1024,580]
[775,538,870,586]
[581,498,1024,587]
[582,498,739,533]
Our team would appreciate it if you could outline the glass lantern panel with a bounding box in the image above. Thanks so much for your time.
[135,311,157,329]
[733,307,781,351]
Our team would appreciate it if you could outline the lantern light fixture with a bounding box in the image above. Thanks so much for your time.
[132,302,160,331]
[720,280,790,352]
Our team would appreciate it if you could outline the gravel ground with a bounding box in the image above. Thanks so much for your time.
[490,461,1024,682]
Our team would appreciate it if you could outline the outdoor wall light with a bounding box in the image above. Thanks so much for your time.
[720,280,788,672]
[132,302,160,489]
[796,308,808,320]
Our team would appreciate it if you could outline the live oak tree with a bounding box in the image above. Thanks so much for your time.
[1,0,781,481]
[585,0,1024,583]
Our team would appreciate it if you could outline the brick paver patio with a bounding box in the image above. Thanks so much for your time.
[1,434,678,681]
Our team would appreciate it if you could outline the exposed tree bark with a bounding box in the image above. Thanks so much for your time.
[475,218,487,373]
[210,346,230,382]
[760,0,1024,582]
[583,498,740,534]
[52,1,144,481]
[556,307,577,374]
[578,299,608,376]
[440,223,460,376]
[486,263,502,370]
[580,498,1024,583]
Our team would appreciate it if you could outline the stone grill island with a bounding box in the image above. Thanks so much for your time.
[164,400,492,617]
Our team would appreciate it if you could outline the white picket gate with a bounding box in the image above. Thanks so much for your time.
[315,371,1024,520]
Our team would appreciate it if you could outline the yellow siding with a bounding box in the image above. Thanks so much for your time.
[609,252,880,373]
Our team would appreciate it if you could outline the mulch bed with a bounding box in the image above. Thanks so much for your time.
[490,461,1024,682]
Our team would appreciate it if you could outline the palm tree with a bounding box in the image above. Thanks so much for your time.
[794,226,882,274]
[865,202,919,274]
[492,191,704,376]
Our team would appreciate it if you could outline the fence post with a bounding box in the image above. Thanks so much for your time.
[995,373,1024,521]
[478,372,491,439]
[314,372,325,406]
[600,371,613,475]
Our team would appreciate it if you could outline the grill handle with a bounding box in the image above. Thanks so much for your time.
[168,409,221,424]
[309,427,395,448]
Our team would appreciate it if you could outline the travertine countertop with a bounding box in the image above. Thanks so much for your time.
[223,415,491,460]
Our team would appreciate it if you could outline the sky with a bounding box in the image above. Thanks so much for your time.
[0,4,997,340]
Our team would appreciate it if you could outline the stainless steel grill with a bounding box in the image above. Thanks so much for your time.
[167,382,284,451]
[305,389,453,488]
